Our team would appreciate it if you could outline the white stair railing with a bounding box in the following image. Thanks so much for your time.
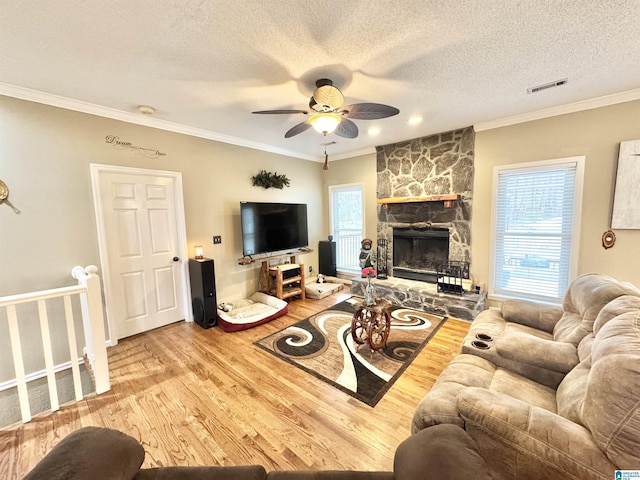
[0,265,110,423]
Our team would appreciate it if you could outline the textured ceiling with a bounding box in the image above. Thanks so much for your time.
[1,1,640,162]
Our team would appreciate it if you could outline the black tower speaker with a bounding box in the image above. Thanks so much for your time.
[189,258,217,329]
[318,240,337,277]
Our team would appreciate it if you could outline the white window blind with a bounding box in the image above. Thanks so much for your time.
[491,158,583,303]
[329,183,364,274]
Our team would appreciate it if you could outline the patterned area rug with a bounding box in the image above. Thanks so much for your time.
[255,297,446,407]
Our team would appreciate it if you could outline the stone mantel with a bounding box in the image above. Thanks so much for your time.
[388,221,451,230]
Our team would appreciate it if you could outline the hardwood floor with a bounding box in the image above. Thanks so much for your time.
[0,292,470,478]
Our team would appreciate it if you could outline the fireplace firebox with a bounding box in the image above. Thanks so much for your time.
[392,227,449,283]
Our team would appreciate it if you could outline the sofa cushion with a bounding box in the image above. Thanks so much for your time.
[23,426,145,480]
[458,388,617,480]
[501,299,563,333]
[593,295,640,334]
[554,273,640,345]
[411,354,557,432]
[394,424,491,480]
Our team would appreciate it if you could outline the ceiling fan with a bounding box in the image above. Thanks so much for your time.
[252,79,400,138]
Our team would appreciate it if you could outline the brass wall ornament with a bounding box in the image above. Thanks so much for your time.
[0,179,21,214]
[602,229,616,249]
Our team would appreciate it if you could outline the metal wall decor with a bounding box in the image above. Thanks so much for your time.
[0,179,21,213]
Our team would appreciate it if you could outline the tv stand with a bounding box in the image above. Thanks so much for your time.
[238,250,311,300]
[266,263,305,300]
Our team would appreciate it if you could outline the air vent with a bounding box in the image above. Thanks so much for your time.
[527,78,568,94]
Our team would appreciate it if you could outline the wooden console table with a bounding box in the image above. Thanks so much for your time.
[351,299,392,351]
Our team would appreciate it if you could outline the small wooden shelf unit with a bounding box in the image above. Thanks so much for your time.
[268,263,305,300]
[257,255,305,300]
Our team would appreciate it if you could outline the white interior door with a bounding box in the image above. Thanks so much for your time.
[91,165,189,341]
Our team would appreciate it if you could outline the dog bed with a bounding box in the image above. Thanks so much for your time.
[217,291,288,332]
[305,278,344,299]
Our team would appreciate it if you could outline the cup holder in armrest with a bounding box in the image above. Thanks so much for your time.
[475,333,494,342]
[471,340,490,350]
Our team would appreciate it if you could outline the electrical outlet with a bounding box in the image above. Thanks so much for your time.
[309,266,313,273]
[213,235,222,244]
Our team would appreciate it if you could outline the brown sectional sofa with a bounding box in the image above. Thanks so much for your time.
[24,424,493,480]
[412,273,640,480]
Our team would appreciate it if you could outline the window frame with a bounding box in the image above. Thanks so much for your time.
[328,182,365,276]
[488,156,585,304]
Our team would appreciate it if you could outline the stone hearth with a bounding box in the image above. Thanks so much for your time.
[350,277,485,321]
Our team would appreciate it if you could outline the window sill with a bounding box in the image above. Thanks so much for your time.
[488,292,562,306]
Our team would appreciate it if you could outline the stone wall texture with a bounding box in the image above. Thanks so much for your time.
[376,127,475,274]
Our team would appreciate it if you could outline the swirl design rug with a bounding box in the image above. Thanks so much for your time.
[255,297,446,407]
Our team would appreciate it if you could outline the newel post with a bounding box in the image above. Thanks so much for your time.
[72,265,110,394]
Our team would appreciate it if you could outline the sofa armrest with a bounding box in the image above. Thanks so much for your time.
[456,388,616,478]
[501,299,563,333]
[394,425,491,480]
[496,332,579,373]
[23,427,145,480]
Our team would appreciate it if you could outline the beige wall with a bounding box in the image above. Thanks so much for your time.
[472,99,640,290]
[0,96,324,367]
[321,152,378,243]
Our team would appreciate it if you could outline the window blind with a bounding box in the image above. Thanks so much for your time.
[493,161,577,302]
[329,184,364,274]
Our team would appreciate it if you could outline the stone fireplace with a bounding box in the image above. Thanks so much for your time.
[377,127,474,281]
[351,126,486,320]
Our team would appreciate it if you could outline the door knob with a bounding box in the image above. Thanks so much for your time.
[172,256,179,262]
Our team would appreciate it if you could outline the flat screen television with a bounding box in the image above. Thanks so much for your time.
[240,202,309,256]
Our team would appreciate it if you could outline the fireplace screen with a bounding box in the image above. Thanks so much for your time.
[392,228,449,282]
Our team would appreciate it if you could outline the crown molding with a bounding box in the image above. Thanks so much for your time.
[0,82,314,161]
[474,88,640,132]
[330,146,376,161]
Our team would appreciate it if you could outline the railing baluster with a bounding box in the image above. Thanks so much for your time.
[37,299,60,412]
[63,294,83,401]
[6,305,31,423]
[1,265,109,425]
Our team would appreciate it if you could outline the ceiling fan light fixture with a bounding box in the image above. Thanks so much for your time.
[309,113,342,135]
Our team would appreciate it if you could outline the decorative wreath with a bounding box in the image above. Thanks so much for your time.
[251,170,291,189]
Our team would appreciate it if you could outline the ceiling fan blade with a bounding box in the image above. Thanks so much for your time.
[341,103,400,120]
[252,109,308,114]
[334,118,358,139]
[284,121,312,138]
